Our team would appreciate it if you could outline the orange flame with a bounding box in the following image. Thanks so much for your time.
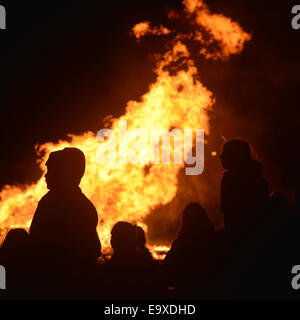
[132,21,171,39]
[186,0,251,60]
[0,0,251,257]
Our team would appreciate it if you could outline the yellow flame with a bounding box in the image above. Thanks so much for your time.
[0,0,251,256]
[150,245,171,260]
[183,0,252,60]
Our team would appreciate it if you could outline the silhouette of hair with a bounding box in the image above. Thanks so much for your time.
[111,221,136,254]
[134,225,156,263]
[221,140,253,170]
[45,147,85,187]
[0,229,29,297]
[220,140,269,231]
[1,229,29,252]
[135,226,146,249]
[162,203,217,299]
[178,202,214,240]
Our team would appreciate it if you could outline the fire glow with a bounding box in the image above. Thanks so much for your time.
[0,0,251,257]
[96,120,205,175]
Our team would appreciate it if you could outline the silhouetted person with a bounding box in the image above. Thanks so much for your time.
[98,221,161,299]
[162,203,217,299]
[0,229,29,298]
[218,141,271,298]
[29,147,101,298]
[220,140,269,233]
[251,192,293,299]
[258,190,300,299]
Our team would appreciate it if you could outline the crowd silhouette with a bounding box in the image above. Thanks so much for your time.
[0,141,300,300]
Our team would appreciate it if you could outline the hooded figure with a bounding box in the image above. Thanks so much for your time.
[29,148,101,296]
[220,140,269,232]
[162,203,217,299]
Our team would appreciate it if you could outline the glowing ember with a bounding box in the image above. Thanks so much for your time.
[0,0,251,257]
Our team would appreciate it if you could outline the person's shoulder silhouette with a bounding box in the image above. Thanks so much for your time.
[29,147,101,266]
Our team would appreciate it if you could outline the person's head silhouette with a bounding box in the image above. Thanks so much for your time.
[220,140,252,170]
[1,228,29,254]
[111,222,136,256]
[45,147,85,190]
[179,202,214,240]
[135,226,146,249]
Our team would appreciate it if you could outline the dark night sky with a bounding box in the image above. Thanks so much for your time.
[0,0,299,193]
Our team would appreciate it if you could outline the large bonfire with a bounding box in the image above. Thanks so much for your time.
[0,0,251,257]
